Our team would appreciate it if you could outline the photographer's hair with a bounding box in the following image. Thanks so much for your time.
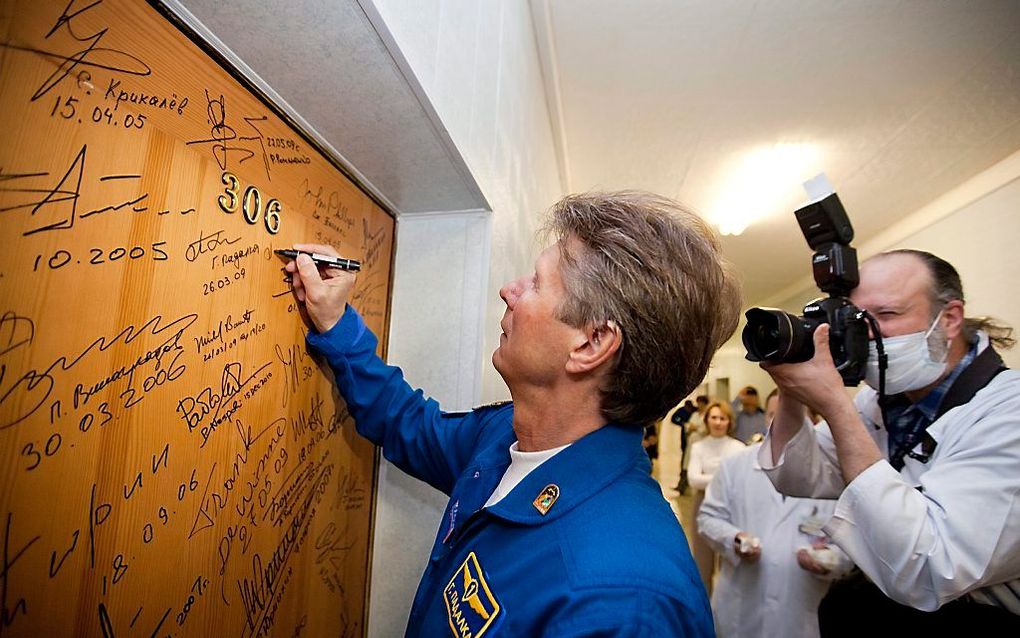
[704,401,736,435]
[544,191,742,427]
[882,249,1014,349]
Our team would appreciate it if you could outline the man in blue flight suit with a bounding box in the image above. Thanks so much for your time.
[285,191,740,637]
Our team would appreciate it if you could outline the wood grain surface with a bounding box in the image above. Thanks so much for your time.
[0,1,394,636]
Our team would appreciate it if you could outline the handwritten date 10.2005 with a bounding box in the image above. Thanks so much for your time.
[33,242,169,272]
[218,171,281,235]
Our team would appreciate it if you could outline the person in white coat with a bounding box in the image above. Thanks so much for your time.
[698,391,853,638]
[760,249,1020,632]
[688,401,746,591]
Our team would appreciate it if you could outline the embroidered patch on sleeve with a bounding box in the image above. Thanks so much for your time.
[443,551,502,637]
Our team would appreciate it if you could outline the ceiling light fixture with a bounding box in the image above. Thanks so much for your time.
[710,143,821,236]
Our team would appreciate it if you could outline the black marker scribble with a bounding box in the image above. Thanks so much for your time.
[0,312,35,359]
[0,145,85,235]
[362,219,386,267]
[0,311,198,429]
[186,91,270,178]
[98,174,140,182]
[238,461,332,637]
[80,192,148,218]
[0,0,152,102]
[1,512,41,633]
[189,463,219,539]
[0,145,166,234]
[185,229,241,263]
[0,171,48,182]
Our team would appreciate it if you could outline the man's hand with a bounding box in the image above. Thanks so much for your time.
[284,243,357,334]
[796,548,829,575]
[796,542,839,576]
[762,325,851,462]
[763,324,883,484]
[761,325,848,417]
[734,532,761,563]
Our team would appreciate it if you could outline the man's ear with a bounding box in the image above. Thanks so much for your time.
[566,320,622,374]
[942,299,965,340]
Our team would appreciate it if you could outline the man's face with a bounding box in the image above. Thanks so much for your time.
[492,241,581,387]
[739,389,758,411]
[851,253,935,339]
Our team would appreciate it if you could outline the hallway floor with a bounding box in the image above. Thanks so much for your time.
[650,422,699,549]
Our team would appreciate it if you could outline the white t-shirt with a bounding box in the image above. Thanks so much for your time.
[484,441,571,507]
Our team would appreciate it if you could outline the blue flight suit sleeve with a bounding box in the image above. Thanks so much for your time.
[545,586,708,637]
[306,306,500,495]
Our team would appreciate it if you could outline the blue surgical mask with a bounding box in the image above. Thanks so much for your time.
[865,311,948,395]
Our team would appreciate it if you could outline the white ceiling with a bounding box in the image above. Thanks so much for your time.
[174,0,490,215]
[533,0,1020,304]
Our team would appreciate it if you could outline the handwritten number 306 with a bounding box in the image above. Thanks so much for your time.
[218,171,281,234]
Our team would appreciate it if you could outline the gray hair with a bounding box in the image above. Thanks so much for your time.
[880,249,1014,349]
[544,191,742,426]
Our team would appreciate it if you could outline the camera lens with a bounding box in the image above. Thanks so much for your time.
[742,307,816,363]
[743,308,791,361]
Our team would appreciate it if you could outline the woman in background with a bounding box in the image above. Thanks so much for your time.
[688,401,746,592]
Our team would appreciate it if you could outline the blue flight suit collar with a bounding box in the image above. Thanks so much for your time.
[483,421,645,524]
[432,419,646,556]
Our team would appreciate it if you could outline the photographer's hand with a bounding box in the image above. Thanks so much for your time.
[762,325,882,484]
[762,325,846,414]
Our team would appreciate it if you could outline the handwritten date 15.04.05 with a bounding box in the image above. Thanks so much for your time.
[50,94,147,131]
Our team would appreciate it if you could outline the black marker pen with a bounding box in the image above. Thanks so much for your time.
[275,249,361,272]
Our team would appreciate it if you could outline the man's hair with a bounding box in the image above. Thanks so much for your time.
[695,394,709,406]
[544,190,741,426]
[881,249,1014,350]
[743,386,758,396]
[704,401,737,436]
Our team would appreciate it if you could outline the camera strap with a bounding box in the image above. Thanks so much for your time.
[883,345,1007,467]
[935,345,1007,420]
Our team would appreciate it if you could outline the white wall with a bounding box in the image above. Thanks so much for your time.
[364,2,564,636]
[371,0,565,400]
[710,149,1020,390]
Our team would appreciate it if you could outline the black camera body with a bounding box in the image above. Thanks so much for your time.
[742,193,869,386]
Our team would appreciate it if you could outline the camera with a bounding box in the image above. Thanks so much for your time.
[742,193,869,386]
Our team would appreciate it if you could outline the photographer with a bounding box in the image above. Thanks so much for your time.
[758,249,1020,632]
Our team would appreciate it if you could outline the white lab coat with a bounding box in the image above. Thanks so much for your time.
[699,445,853,638]
[760,332,1020,612]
